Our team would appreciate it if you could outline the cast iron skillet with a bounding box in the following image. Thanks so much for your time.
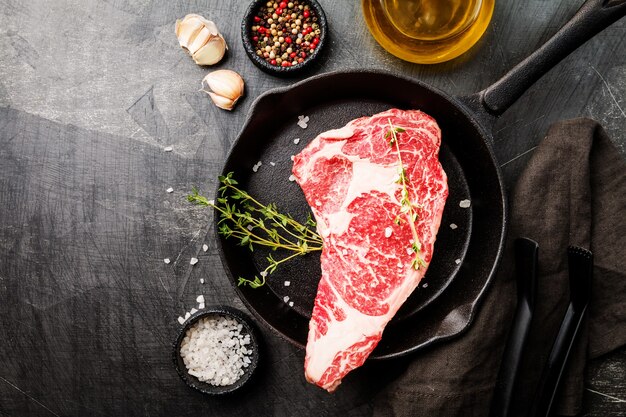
[216,0,626,359]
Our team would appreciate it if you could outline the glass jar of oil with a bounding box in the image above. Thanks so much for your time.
[362,0,495,64]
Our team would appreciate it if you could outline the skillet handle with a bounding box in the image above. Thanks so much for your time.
[479,0,626,116]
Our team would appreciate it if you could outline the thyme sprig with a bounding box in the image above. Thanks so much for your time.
[385,119,427,270]
[188,172,322,288]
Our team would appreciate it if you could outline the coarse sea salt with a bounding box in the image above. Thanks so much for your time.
[288,174,296,182]
[450,223,458,230]
[196,295,205,304]
[284,281,290,286]
[293,138,300,144]
[179,315,253,386]
[252,161,262,173]
[459,199,471,208]
[455,259,461,265]
[202,244,208,252]
[166,187,174,193]
[384,227,393,238]
[164,146,173,152]
[288,301,294,307]
[164,258,171,264]
[283,296,290,303]
[200,278,205,284]
[270,162,276,166]
[190,257,199,265]
[297,115,309,129]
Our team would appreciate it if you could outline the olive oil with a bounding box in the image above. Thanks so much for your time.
[362,0,494,64]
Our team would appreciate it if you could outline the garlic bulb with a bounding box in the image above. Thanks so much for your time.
[201,70,245,111]
[175,14,227,66]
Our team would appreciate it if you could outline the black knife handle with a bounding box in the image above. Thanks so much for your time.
[529,246,593,417]
[489,238,539,417]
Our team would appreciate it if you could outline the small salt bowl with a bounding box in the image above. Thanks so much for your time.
[241,0,328,76]
[173,306,260,395]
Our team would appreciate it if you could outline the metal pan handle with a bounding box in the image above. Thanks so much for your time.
[479,0,626,116]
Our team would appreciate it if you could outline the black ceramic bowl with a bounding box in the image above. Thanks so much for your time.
[173,306,260,395]
[241,0,328,76]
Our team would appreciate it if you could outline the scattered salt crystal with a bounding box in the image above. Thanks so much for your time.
[199,302,205,309]
[208,199,214,205]
[459,199,471,208]
[164,146,173,152]
[385,227,393,238]
[200,278,205,284]
[184,312,191,320]
[397,262,402,268]
[247,225,254,231]
[270,162,276,166]
[252,161,262,173]
[297,115,309,128]
[289,301,294,307]
[202,244,208,252]
[164,258,171,264]
[196,295,205,303]
[166,187,174,193]
[190,257,199,265]
[293,138,300,144]
[455,259,461,264]
[283,296,290,303]
[290,155,295,161]
[284,281,291,286]
[423,283,429,288]
[190,308,198,314]
[260,271,268,278]
[177,316,185,324]
[450,223,458,230]
[406,247,414,255]
[289,174,296,182]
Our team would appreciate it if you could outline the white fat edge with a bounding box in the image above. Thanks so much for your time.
[305,276,388,383]
[317,125,356,141]
[305,265,424,385]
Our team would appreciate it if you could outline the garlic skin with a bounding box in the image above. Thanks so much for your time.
[201,70,245,111]
[175,14,227,66]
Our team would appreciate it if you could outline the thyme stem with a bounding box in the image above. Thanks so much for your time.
[188,173,322,287]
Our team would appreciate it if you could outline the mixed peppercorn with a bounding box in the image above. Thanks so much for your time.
[250,1,321,67]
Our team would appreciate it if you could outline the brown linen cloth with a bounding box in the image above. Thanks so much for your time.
[373,118,626,417]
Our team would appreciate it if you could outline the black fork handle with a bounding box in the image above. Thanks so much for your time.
[466,0,626,119]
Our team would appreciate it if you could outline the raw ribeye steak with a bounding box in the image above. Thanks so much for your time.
[292,108,448,392]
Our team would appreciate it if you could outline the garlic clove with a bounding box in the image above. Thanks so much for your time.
[202,70,244,101]
[187,27,212,55]
[176,17,204,51]
[192,36,227,66]
[207,92,235,111]
[176,14,228,65]
[201,70,244,111]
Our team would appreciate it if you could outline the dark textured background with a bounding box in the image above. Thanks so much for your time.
[0,0,624,416]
